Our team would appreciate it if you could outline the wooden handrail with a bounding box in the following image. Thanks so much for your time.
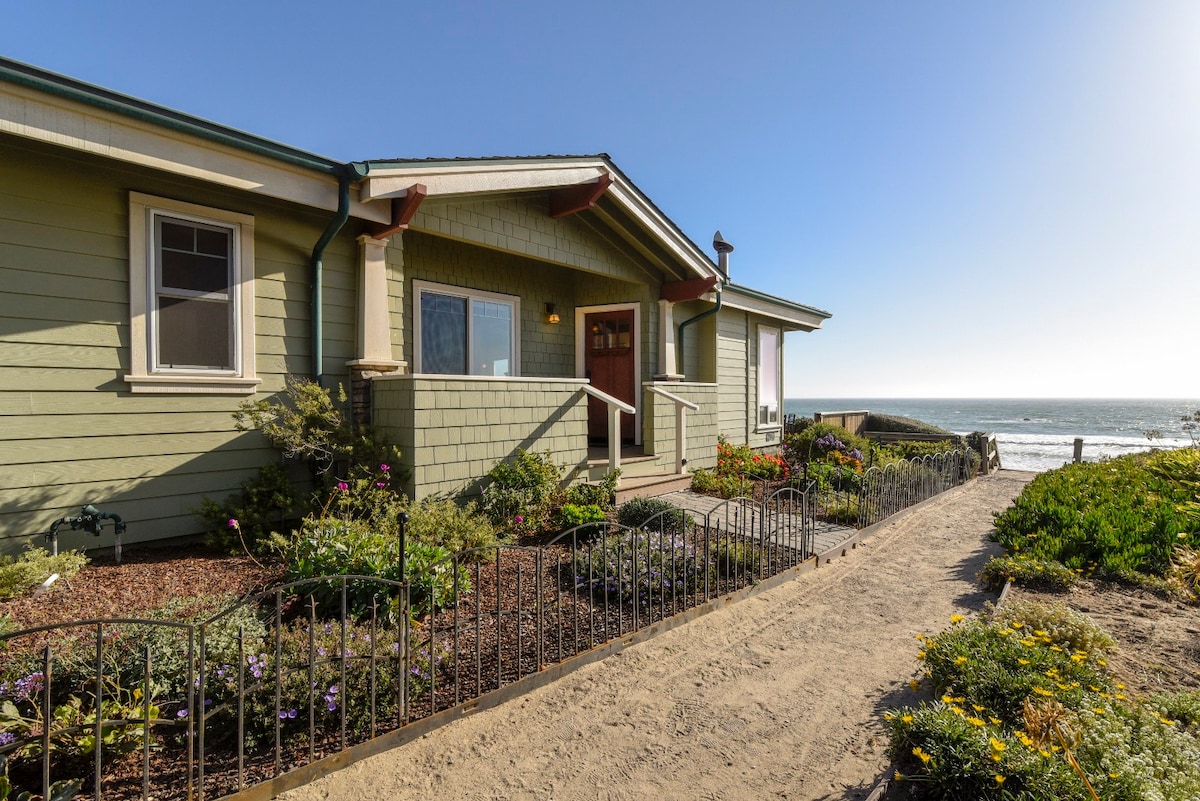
[646,385,699,474]
[581,384,634,477]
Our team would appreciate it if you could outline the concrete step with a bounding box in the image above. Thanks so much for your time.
[614,473,694,505]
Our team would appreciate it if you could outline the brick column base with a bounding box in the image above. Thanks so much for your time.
[347,361,405,426]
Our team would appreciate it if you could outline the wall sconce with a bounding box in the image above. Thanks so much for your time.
[545,302,561,324]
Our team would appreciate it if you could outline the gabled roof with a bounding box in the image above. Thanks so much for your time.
[360,155,723,283]
[0,56,829,321]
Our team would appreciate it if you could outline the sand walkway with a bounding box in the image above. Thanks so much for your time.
[278,471,1034,801]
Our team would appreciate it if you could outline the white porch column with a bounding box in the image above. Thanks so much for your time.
[347,234,406,425]
[352,234,404,368]
[655,298,684,380]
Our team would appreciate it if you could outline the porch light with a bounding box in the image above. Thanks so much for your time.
[545,303,561,324]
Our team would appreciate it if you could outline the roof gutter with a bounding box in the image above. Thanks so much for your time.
[312,162,369,385]
[676,289,722,376]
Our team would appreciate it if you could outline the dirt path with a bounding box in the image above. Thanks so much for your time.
[278,471,1034,801]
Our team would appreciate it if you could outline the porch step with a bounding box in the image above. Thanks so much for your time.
[614,473,694,505]
[585,446,662,480]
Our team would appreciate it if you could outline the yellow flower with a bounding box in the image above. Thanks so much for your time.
[950,614,964,624]
[990,716,1002,725]
[909,679,920,692]
[901,714,913,724]
[917,650,926,659]
[1011,621,1024,629]
[990,738,1006,752]
[1093,708,1106,715]
[1032,686,1053,697]
[995,775,1006,785]
[912,746,932,764]
[955,656,968,666]
[967,717,986,727]
[894,770,904,782]
[1018,658,1030,666]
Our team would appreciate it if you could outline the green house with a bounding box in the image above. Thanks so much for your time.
[0,57,830,553]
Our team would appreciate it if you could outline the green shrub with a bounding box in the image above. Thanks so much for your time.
[108,594,269,698]
[714,540,760,577]
[400,495,498,555]
[715,438,787,480]
[278,517,464,619]
[554,503,606,531]
[689,467,750,499]
[989,600,1115,657]
[563,470,620,510]
[0,547,89,600]
[196,464,303,555]
[866,413,953,436]
[980,555,1077,592]
[572,528,704,602]
[616,497,693,536]
[783,423,870,467]
[479,450,562,537]
[234,376,402,479]
[991,452,1194,581]
[918,610,1112,728]
[886,599,1200,800]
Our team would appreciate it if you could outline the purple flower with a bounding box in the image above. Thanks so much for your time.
[376,482,386,488]
[0,732,15,746]
[514,515,524,524]
[380,464,390,472]
[176,709,188,718]
[228,518,239,528]
[279,708,297,719]
[336,481,349,492]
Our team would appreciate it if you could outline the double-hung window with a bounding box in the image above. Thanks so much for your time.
[126,193,258,393]
[414,280,519,376]
[757,325,781,427]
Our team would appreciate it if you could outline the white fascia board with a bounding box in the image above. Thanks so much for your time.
[0,83,388,224]
[361,159,721,281]
[360,160,609,200]
[722,294,827,332]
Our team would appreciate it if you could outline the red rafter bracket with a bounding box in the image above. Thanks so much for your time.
[548,174,614,218]
[371,183,428,239]
[660,275,720,303]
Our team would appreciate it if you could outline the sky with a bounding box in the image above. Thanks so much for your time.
[3,1,1197,399]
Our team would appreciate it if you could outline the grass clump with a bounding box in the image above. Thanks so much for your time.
[981,555,1078,592]
[0,547,89,600]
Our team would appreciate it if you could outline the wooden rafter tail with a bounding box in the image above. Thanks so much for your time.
[548,173,614,218]
[371,183,428,239]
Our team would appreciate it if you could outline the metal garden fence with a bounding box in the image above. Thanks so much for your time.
[0,451,965,801]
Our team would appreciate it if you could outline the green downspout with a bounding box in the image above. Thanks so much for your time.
[675,289,722,379]
[311,162,369,385]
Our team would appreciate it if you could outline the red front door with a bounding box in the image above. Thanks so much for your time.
[584,310,635,442]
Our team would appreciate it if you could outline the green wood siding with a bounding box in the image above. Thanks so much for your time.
[0,138,360,552]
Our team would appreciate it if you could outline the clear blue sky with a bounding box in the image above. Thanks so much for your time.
[4,1,1197,399]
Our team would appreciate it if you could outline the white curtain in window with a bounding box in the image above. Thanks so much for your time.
[759,327,780,423]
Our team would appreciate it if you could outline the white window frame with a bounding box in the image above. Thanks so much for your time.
[412,279,521,376]
[757,324,782,430]
[125,192,259,394]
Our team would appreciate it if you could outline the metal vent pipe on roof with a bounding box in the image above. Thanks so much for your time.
[713,229,734,280]
[676,231,732,374]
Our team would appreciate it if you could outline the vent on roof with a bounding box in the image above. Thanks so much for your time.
[712,230,734,281]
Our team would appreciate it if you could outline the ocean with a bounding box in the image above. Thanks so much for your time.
[783,398,1199,473]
